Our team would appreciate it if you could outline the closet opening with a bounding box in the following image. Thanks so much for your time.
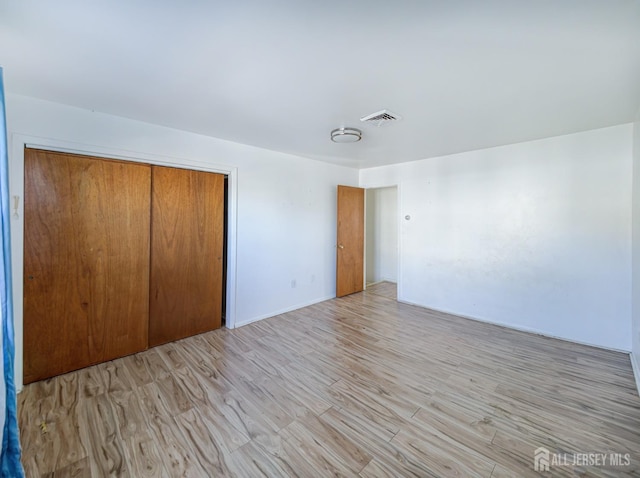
[22,147,230,383]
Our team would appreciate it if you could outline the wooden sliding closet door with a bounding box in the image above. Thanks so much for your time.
[149,166,224,346]
[23,149,151,384]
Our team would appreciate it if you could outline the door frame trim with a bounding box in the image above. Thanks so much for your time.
[11,134,239,391]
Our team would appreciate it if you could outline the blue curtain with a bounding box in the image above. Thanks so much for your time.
[0,68,24,476]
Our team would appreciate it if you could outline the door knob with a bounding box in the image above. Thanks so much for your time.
[338,244,344,249]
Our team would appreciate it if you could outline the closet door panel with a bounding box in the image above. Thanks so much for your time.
[23,149,151,384]
[149,166,224,346]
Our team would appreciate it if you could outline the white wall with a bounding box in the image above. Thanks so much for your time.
[365,191,376,284]
[632,114,640,388]
[361,125,632,351]
[365,187,398,284]
[6,94,358,390]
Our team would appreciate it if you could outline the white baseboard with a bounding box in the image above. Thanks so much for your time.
[366,279,397,286]
[233,295,334,328]
[631,353,640,397]
[396,297,630,354]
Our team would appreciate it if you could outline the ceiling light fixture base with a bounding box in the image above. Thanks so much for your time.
[331,127,362,143]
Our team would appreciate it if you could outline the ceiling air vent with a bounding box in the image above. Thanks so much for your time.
[360,109,402,127]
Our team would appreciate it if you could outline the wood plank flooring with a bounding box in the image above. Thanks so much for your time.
[19,282,640,477]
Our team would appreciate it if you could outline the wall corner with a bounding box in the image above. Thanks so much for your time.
[631,352,640,398]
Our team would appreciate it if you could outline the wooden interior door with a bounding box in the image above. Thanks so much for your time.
[336,185,365,297]
[149,166,224,346]
[23,149,151,384]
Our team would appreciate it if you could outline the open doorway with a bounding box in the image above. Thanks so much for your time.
[365,186,398,298]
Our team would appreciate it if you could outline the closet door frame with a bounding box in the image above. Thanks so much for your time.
[10,134,239,392]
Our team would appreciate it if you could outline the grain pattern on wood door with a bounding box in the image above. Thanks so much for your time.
[23,149,151,384]
[149,166,224,346]
[336,185,365,297]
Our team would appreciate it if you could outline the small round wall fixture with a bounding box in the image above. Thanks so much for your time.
[331,127,362,143]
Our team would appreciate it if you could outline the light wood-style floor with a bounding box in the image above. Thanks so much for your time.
[19,282,640,477]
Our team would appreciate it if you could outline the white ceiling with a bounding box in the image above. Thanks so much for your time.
[1,0,639,169]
